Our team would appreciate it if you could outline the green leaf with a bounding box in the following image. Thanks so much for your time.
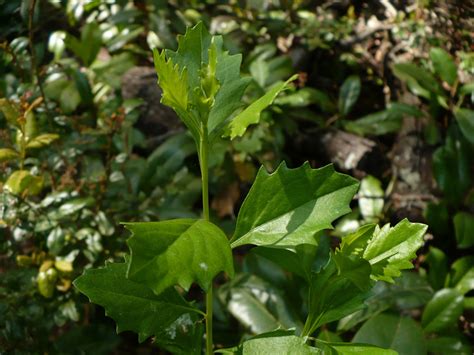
[344,110,402,136]
[392,63,443,96]
[338,75,361,116]
[430,48,457,86]
[73,261,203,350]
[339,224,376,257]
[4,170,43,196]
[426,336,472,355]
[433,129,472,204]
[253,233,331,281]
[275,87,336,113]
[0,148,19,163]
[230,162,359,248]
[425,247,448,290]
[358,175,384,221]
[449,256,474,295]
[60,81,81,113]
[125,219,234,295]
[238,330,320,354]
[363,219,427,282]
[305,259,371,334]
[153,49,199,140]
[353,313,426,355]
[218,274,303,334]
[226,75,298,139]
[207,38,251,139]
[454,108,474,144]
[0,98,20,126]
[421,288,464,333]
[316,340,397,355]
[453,212,474,249]
[338,272,433,331]
[154,23,251,143]
[26,133,60,149]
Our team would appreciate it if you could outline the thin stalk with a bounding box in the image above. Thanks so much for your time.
[199,123,213,354]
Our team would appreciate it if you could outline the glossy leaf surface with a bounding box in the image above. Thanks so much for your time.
[421,288,464,333]
[338,75,361,116]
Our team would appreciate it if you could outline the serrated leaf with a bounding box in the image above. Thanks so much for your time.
[305,258,371,334]
[73,261,203,350]
[454,108,474,144]
[4,170,43,196]
[26,133,60,149]
[339,224,376,257]
[353,313,426,354]
[230,162,359,248]
[225,74,298,139]
[338,75,361,116]
[125,219,234,295]
[421,288,464,333]
[430,48,457,86]
[363,219,427,282]
[154,23,251,143]
[0,148,19,162]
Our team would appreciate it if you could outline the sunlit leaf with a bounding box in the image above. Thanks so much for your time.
[126,219,234,295]
[231,162,359,248]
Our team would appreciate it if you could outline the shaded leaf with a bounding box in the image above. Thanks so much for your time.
[353,313,426,355]
[454,212,474,249]
[218,274,303,335]
[231,162,359,248]
[454,108,474,144]
[126,219,234,295]
[430,48,457,86]
[73,261,203,350]
[338,75,361,116]
[433,129,472,204]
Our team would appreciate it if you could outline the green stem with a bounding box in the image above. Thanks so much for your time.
[199,123,213,355]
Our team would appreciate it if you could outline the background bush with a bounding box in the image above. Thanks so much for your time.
[0,0,472,353]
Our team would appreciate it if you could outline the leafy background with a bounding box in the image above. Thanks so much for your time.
[0,0,473,354]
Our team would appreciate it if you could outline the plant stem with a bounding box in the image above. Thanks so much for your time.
[199,123,213,354]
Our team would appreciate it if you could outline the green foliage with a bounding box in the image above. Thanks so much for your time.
[72,23,427,354]
[125,219,234,294]
[1,1,471,353]
[231,162,359,248]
